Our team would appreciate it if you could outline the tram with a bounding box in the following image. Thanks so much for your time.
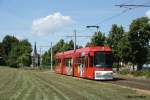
[54,46,113,80]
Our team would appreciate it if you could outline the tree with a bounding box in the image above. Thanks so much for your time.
[42,39,80,66]
[53,39,75,53]
[19,40,32,67]
[0,42,6,65]
[62,40,74,51]
[2,35,19,56]
[7,44,19,67]
[85,42,94,47]
[17,53,31,67]
[2,35,19,66]
[7,39,32,67]
[146,48,150,64]
[108,24,125,71]
[117,34,131,64]
[42,39,65,66]
[68,40,74,50]
[91,31,105,46]
[42,51,51,65]
[128,17,150,70]
[53,39,65,53]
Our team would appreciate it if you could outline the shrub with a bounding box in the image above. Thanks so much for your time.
[131,70,150,77]
[119,70,150,78]
[119,70,130,75]
[131,71,143,76]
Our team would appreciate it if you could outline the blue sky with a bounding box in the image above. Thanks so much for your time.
[0,0,150,53]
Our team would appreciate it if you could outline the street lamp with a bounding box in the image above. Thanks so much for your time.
[86,26,99,34]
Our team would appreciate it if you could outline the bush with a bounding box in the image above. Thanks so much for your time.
[131,71,143,76]
[146,72,150,77]
[142,70,150,78]
[119,70,130,75]
[113,63,121,68]
[131,70,150,78]
[119,70,150,78]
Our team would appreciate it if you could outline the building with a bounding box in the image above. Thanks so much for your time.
[31,42,40,67]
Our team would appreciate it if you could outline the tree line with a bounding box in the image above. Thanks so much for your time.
[43,17,150,71]
[0,35,32,67]
[0,17,150,70]
[42,39,82,65]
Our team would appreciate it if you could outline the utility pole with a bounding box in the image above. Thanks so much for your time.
[64,29,93,48]
[39,45,53,70]
[39,47,42,67]
[64,31,92,50]
[50,42,53,71]
[74,30,77,50]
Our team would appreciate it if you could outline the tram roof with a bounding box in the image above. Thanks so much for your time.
[55,46,111,57]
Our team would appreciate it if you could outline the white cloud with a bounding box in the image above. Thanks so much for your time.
[31,12,73,36]
[146,10,150,19]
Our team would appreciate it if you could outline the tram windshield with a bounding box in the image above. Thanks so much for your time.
[94,52,113,68]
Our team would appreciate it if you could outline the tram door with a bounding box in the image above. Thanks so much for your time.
[87,53,94,79]
[83,56,88,78]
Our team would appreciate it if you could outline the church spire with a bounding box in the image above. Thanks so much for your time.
[34,42,37,55]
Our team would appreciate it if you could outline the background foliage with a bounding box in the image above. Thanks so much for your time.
[0,35,32,68]
[0,17,150,71]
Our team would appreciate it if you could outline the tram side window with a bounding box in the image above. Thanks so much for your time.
[55,59,61,66]
[65,58,72,67]
[81,57,84,65]
[76,57,84,66]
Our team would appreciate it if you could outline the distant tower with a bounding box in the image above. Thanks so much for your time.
[34,42,37,55]
[31,42,39,67]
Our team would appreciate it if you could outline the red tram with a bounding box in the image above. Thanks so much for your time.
[54,46,113,80]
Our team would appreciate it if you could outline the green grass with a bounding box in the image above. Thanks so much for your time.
[0,66,149,100]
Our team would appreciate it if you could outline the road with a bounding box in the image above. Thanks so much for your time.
[0,67,150,100]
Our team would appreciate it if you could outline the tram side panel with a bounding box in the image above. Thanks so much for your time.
[55,58,62,74]
[62,57,73,76]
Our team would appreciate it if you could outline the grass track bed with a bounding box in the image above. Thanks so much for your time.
[0,67,149,100]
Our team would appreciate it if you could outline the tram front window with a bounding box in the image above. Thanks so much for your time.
[94,52,113,68]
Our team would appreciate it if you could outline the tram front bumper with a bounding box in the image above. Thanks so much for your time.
[94,71,113,80]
